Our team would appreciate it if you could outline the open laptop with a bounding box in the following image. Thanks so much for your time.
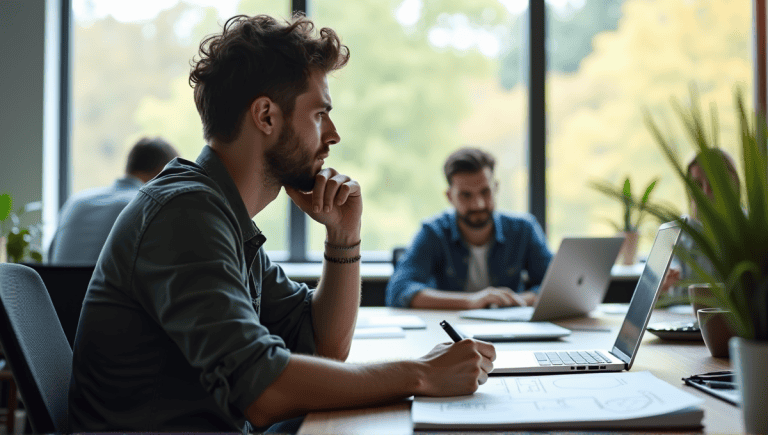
[459,236,625,322]
[456,322,572,342]
[489,220,683,374]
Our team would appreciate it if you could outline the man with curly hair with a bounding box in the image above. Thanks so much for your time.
[68,14,495,434]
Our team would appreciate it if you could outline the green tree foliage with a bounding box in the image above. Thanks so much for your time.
[72,2,219,192]
[546,0,751,249]
[307,0,506,250]
[499,0,625,89]
[458,0,751,251]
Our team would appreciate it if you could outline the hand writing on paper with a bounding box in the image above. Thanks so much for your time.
[415,339,496,396]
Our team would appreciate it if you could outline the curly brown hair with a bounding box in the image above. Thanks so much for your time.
[189,14,350,143]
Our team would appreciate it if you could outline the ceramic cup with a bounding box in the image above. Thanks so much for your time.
[697,308,735,358]
[688,284,718,319]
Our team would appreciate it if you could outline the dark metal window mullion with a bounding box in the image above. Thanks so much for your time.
[59,0,73,210]
[528,0,547,233]
[288,0,310,263]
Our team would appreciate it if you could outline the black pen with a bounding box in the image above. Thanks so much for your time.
[440,320,465,342]
[703,380,737,389]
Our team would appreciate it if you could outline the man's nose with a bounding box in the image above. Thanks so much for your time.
[472,196,486,209]
[324,118,340,146]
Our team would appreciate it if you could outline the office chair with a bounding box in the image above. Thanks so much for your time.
[0,263,72,434]
[21,263,94,349]
[392,247,407,268]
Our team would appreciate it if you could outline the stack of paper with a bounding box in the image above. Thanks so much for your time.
[412,371,703,430]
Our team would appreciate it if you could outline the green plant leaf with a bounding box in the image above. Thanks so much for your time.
[622,178,631,198]
[634,179,659,231]
[29,250,43,263]
[0,193,11,222]
[6,229,30,263]
[640,179,658,205]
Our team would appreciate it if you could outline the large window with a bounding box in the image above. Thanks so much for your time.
[69,0,754,261]
[71,0,291,252]
[310,0,527,257]
[546,0,752,253]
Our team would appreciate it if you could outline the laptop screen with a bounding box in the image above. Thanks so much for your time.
[612,221,683,363]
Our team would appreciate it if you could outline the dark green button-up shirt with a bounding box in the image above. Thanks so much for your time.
[68,146,316,433]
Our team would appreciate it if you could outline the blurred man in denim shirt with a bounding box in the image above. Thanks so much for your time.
[386,147,553,309]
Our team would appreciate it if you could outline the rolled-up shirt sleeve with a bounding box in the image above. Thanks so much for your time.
[131,191,293,422]
[385,225,440,307]
[256,252,316,355]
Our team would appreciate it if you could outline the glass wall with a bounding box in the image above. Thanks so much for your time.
[310,0,528,255]
[546,0,753,253]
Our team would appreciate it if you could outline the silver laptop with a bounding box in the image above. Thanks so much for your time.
[489,220,683,374]
[456,322,572,342]
[459,236,625,322]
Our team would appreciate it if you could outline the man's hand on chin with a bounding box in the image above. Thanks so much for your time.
[284,168,362,243]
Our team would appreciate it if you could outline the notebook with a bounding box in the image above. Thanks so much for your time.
[459,236,624,322]
[412,371,704,430]
[489,220,683,374]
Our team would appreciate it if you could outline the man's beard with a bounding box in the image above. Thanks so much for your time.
[264,123,320,192]
[458,210,492,229]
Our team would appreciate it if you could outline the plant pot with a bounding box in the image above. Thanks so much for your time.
[729,337,768,433]
[617,231,639,265]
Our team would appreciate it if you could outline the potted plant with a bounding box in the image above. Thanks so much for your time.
[588,176,658,265]
[0,193,43,264]
[636,87,767,433]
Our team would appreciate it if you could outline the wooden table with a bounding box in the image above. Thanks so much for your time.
[298,306,740,434]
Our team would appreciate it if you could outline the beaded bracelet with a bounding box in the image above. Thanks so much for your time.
[323,253,362,264]
[324,240,361,250]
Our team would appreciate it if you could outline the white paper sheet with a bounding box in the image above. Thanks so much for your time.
[412,371,703,429]
[352,326,405,339]
[355,315,427,329]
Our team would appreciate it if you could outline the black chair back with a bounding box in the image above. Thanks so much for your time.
[0,263,72,434]
[392,247,407,268]
[21,263,94,349]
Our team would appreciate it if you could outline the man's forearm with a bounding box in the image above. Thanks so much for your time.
[410,288,472,309]
[311,231,361,360]
[246,353,421,427]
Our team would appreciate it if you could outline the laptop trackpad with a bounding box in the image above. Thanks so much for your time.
[493,350,540,370]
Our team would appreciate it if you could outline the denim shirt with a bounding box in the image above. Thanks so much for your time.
[385,210,553,308]
[68,146,316,434]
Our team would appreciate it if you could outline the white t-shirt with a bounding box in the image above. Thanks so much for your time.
[465,242,492,293]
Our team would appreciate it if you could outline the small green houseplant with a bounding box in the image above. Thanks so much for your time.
[0,193,43,263]
[588,177,658,264]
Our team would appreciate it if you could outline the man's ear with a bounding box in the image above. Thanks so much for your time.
[249,96,283,136]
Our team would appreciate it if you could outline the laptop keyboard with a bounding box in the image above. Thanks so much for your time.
[534,350,612,366]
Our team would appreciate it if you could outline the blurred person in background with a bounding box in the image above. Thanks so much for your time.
[49,136,178,265]
[660,148,740,296]
[386,147,553,309]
